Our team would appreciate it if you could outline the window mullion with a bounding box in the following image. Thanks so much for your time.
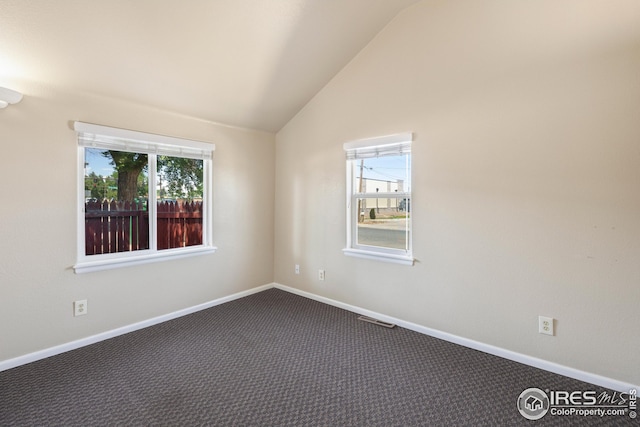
[149,154,158,252]
[351,194,359,248]
[354,192,410,197]
[203,158,212,246]
[78,146,87,262]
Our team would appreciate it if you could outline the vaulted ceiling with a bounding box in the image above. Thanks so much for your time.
[0,0,420,132]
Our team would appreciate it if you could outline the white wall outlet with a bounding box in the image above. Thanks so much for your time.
[295,264,300,274]
[539,316,554,336]
[74,299,88,317]
[318,269,325,281]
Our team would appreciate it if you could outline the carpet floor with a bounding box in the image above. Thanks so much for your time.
[0,288,635,426]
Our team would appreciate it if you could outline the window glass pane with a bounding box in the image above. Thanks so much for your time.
[84,148,149,255]
[352,154,410,194]
[156,156,204,249]
[356,196,410,251]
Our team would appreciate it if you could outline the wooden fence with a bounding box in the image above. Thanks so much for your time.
[157,200,203,250]
[85,200,203,255]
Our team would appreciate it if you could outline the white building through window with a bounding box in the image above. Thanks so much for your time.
[343,133,413,265]
[74,122,216,273]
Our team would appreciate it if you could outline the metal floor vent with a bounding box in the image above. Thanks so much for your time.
[357,315,396,329]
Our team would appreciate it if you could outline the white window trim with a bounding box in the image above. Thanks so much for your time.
[342,248,414,265]
[73,122,216,274]
[343,132,414,266]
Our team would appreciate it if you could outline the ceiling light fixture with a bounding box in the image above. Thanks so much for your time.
[0,86,23,108]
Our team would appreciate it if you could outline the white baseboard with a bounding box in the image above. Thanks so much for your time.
[273,283,638,394]
[3,282,637,394]
[0,283,274,373]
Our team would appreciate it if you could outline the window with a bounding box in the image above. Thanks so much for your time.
[74,122,215,273]
[343,133,413,265]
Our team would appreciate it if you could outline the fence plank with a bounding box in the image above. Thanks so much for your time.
[138,200,150,250]
[157,201,168,250]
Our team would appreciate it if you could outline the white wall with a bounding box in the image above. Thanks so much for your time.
[0,83,275,361]
[274,0,640,385]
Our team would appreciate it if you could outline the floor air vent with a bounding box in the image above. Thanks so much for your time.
[357,315,396,328]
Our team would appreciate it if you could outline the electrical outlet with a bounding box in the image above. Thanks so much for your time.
[74,300,88,317]
[295,264,300,275]
[318,269,325,281]
[539,316,554,336]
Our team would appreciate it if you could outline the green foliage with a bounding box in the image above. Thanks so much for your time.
[157,156,203,201]
[85,171,117,201]
[369,208,376,220]
[88,151,203,202]
[106,150,147,172]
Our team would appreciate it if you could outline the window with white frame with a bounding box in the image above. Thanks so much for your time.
[343,133,413,265]
[74,122,215,273]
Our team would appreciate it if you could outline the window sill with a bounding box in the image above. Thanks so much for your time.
[74,246,217,274]
[342,248,414,266]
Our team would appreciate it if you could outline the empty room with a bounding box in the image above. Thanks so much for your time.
[1,0,638,425]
